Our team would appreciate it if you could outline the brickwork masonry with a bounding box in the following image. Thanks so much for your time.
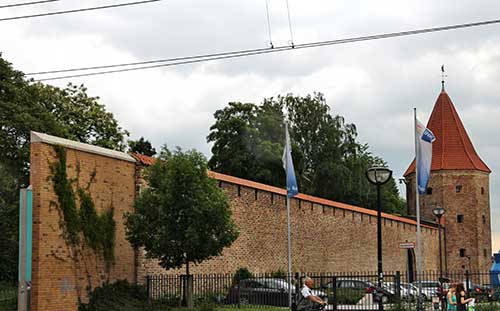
[29,136,439,311]
[138,181,440,280]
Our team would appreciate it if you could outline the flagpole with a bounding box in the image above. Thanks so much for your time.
[414,108,423,311]
[284,121,293,309]
[286,195,292,309]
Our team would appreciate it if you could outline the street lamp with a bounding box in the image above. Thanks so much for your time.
[366,166,393,311]
[432,206,445,311]
[432,207,445,280]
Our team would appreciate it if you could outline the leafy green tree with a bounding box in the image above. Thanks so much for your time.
[0,55,129,186]
[207,93,405,214]
[0,55,129,282]
[125,147,239,275]
[128,137,156,156]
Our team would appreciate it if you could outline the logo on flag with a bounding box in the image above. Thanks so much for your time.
[282,123,299,198]
[416,119,436,194]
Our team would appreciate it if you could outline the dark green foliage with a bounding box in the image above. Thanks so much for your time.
[78,280,151,311]
[51,146,80,245]
[0,166,19,283]
[207,93,405,214]
[0,55,128,282]
[233,267,253,284]
[476,303,500,311]
[125,147,239,274]
[128,137,157,156]
[270,269,287,280]
[334,288,365,305]
[50,147,115,266]
[0,282,17,311]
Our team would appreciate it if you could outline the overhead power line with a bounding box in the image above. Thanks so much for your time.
[0,0,60,9]
[30,17,500,81]
[0,0,161,21]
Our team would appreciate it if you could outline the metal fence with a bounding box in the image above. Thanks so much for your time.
[146,271,500,311]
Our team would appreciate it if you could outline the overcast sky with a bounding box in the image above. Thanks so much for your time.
[1,0,499,254]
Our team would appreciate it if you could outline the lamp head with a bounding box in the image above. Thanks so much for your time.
[365,166,393,185]
[432,207,446,218]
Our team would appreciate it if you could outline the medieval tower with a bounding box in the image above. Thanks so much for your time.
[403,85,492,272]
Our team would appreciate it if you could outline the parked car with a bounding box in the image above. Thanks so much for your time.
[226,278,328,307]
[322,279,395,303]
[410,281,441,300]
[383,282,413,300]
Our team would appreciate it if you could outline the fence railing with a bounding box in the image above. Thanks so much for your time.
[146,271,500,311]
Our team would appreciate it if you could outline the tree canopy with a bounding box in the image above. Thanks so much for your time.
[128,137,157,156]
[125,147,239,274]
[207,93,405,214]
[0,55,129,282]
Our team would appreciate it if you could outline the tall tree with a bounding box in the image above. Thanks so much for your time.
[125,147,239,275]
[128,137,156,156]
[0,55,129,282]
[207,93,405,214]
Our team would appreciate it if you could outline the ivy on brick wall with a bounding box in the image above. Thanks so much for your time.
[50,146,116,267]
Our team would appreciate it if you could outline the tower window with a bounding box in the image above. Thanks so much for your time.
[426,187,433,195]
[460,249,466,257]
[484,249,488,257]
[481,187,485,195]
[482,215,486,224]
[456,185,462,193]
[457,215,464,223]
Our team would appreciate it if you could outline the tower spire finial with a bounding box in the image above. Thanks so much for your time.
[441,65,447,92]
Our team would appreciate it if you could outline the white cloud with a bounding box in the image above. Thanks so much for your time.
[1,0,499,249]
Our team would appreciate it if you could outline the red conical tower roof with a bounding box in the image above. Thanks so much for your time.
[404,90,490,176]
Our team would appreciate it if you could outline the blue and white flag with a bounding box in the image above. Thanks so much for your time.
[416,119,436,194]
[282,123,299,198]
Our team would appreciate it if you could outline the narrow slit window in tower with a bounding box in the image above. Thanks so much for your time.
[456,185,462,193]
[483,215,486,224]
[460,249,466,257]
[481,187,485,195]
[426,187,433,195]
[484,249,487,257]
[457,215,464,223]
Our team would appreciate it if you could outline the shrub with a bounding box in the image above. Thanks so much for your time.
[78,280,149,311]
[476,303,500,311]
[233,268,252,284]
[334,289,365,305]
[270,269,287,280]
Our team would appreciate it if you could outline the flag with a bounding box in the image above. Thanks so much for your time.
[282,122,299,197]
[416,119,436,194]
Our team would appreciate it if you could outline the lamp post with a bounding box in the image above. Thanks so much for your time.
[432,206,445,311]
[366,166,393,311]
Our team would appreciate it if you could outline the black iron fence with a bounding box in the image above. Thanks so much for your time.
[146,271,500,311]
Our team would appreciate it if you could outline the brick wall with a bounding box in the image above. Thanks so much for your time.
[138,182,440,280]
[30,142,137,311]
[406,170,492,271]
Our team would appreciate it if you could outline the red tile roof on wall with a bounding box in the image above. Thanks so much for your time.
[133,153,436,229]
[404,90,490,176]
[131,153,156,166]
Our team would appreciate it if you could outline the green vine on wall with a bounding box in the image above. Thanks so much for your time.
[50,145,116,267]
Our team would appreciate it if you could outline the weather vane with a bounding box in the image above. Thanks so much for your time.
[441,65,447,91]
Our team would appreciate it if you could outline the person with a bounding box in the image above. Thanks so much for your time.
[297,277,327,311]
[456,283,473,311]
[446,283,457,311]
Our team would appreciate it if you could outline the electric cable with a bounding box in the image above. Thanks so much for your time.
[30,17,500,81]
[0,0,161,21]
[0,0,60,9]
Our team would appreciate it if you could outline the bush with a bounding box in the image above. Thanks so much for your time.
[476,303,500,311]
[270,269,287,280]
[233,268,252,284]
[78,280,150,311]
[334,289,365,305]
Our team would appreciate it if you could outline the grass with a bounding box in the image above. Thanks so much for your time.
[0,285,16,311]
